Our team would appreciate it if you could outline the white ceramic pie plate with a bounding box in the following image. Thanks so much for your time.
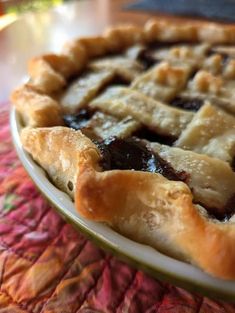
[10,108,235,302]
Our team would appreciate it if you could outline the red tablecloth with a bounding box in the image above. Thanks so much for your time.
[0,102,235,312]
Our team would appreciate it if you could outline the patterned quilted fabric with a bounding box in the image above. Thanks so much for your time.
[0,102,235,312]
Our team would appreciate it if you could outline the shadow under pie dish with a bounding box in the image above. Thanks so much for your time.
[11,19,235,284]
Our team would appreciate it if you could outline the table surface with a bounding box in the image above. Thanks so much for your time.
[0,0,211,102]
[0,0,153,102]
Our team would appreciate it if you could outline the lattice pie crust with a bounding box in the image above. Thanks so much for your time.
[12,19,235,280]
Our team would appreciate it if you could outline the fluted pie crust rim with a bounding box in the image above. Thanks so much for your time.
[11,19,235,280]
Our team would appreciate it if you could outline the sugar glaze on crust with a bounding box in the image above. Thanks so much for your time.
[76,165,235,281]
[12,19,235,280]
[21,127,235,280]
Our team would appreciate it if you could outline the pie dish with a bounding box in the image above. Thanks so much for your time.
[11,19,235,281]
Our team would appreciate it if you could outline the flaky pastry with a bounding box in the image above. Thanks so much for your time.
[12,19,235,280]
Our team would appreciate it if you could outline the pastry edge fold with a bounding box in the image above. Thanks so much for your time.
[21,126,235,280]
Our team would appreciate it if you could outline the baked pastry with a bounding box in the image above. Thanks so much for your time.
[12,19,235,280]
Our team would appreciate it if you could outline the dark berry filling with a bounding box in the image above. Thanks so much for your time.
[137,49,159,69]
[148,41,195,49]
[220,53,230,67]
[63,109,93,130]
[96,136,235,221]
[107,75,130,86]
[223,194,235,220]
[170,97,204,112]
[136,43,194,69]
[61,42,235,222]
[202,194,235,221]
[134,127,176,146]
[96,136,187,182]
[64,109,234,221]
[231,157,235,172]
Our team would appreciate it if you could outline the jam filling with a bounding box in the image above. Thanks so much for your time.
[96,136,235,221]
[203,194,235,221]
[170,97,204,112]
[148,41,196,49]
[136,43,195,70]
[96,136,187,182]
[231,157,235,172]
[134,127,176,146]
[137,49,159,70]
[106,75,130,86]
[63,109,93,130]
[219,53,230,67]
[223,194,235,220]
[62,42,235,221]
[64,109,234,221]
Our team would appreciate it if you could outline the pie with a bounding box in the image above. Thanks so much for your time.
[11,19,235,280]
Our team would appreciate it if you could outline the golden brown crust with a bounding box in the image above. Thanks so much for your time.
[59,69,115,114]
[19,125,235,280]
[104,24,145,52]
[75,166,235,280]
[39,54,76,79]
[90,86,193,137]
[145,19,235,44]
[82,112,140,140]
[131,61,193,102]
[11,18,235,281]
[11,85,63,127]
[150,142,235,210]
[28,58,66,93]
[176,102,235,163]
[62,39,88,73]
[90,56,144,82]
[12,19,235,122]
[144,19,198,42]
[21,127,101,199]
[77,36,110,57]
